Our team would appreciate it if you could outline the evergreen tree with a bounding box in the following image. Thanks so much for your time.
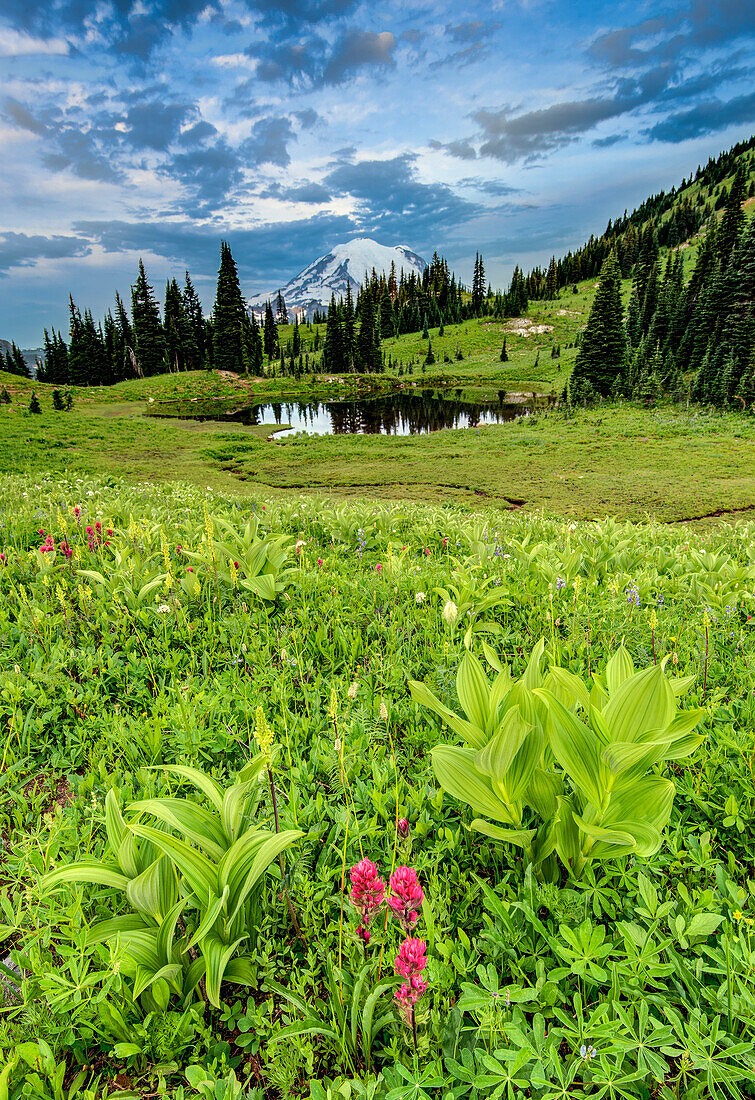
[545,256,557,300]
[114,291,135,380]
[322,295,345,374]
[164,278,189,372]
[275,289,288,324]
[718,161,747,267]
[425,337,435,365]
[28,392,41,414]
[570,251,627,397]
[356,293,380,373]
[500,337,509,363]
[131,260,166,376]
[212,241,247,372]
[263,302,278,359]
[182,274,206,370]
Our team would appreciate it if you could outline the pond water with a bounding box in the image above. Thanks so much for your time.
[158,391,533,437]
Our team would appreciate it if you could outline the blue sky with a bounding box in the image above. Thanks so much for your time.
[1,0,753,346]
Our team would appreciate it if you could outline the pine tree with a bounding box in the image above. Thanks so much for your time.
[212,241,247,373]
[114,291,135,379]
[500,337,509,362]
[570,251,627,397]
[545,256,557,300]
[131,260,166,376]
[357,293,379,373]
[275,289,288,324]
[164,278,188,372]
[182,274,206,370]
[322,295,345,374]
[718,161,747,267]
[425,337,435,365]
[28,392,41,414]
[7,342,31,378]
[263,302,278,360]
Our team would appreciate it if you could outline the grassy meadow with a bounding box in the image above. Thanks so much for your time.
[1,236,755,1098]
[2,272,755,522]
[0,476,754,1098]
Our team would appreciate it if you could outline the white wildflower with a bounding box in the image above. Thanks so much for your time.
[442,599,458,626]
[415,591,426,604]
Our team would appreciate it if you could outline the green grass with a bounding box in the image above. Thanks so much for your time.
[1,476,754,1096]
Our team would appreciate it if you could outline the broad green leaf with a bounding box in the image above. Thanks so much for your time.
[456,651,491,732]
[146,765,224,813]
[408,679,485,748]
[127,798,227,860]
[128,823,217,901]
[221,780,256,845]
[605,646,635,695]
[202,933,246,1008]
[602,663,676,744]
[186,886,228,949]
[43,862,130,893]
[125,856,178,923]
[86,915,150,947]
[224,829,303,922]
[104,788,126,856]
[475,706,531,786]
[431,745,518,824]
[553,796,583,875]
[535,690,604,809]
[543,667,590,713]
[470,819,535,848]
[526,766,563,820]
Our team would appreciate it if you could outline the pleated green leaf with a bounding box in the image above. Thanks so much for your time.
[42,862,130,893]
[127,798,226,861]
[408,679,485,748]
[605,646,635,695]
[535,689,604,809]
[128,823,217,901]
[431,745,516,823]
[456,651,491,732]
[602,663,676,743]
[201,933,246,1008]
[125,856,178,923]
[470,819,536,848]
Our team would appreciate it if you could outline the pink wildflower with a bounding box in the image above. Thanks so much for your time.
[73,505,81,518]
[0,552,5,564]
[376,563,382,573]
[394,938,428,1028]
[187,566,194,572]
[349,858,385,944]
[397,817,410,838]
[388,866,423,931]
[317,558,323,567]
[59,541,72,559]
[107,528,113,536]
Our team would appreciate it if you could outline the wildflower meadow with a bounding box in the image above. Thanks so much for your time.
[0,472,754,1099]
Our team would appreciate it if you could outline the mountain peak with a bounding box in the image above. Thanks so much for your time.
[249,239,427,318]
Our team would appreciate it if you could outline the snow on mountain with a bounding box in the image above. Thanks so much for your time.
[249,238,427,319]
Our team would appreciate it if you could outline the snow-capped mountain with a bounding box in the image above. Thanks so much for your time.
[249,238,427,319]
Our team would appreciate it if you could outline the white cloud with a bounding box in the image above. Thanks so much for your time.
[0,27,69,57]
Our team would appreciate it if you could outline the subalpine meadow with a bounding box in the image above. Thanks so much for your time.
[0,136,754,1100]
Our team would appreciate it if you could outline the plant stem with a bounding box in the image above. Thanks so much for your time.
[268,765,303,942]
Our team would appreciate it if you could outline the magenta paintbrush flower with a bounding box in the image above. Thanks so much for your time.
[349,858,385,944]
[388,865,423,930]
[394,937,428,1031]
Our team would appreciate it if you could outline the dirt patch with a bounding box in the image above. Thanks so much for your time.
[500,318,554,336]
[557,309,581,317]
[22,773,76,812]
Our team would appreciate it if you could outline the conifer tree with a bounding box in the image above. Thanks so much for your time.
[718,161,747,267]
[131,260,166,376]
[275,289,288,324]
[322,294,345,374]
[182,274,206,370]
[263,302,278,359]
[570,251,627,397]
[545,256,557,300]
[212,242,247,372]
[500,337,509,362]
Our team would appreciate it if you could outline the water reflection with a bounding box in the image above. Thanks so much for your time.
[199,392,531,436]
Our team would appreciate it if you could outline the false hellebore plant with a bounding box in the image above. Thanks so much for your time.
[43,759,303,1009]
[409,641,704,880]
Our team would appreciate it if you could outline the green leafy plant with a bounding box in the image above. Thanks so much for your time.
[411,642,705,878]
[43,759,303,1008]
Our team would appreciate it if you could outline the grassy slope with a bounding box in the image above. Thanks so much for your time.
[2,165,753,522]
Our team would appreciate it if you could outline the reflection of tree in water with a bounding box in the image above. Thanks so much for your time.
[231,394,529,434]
